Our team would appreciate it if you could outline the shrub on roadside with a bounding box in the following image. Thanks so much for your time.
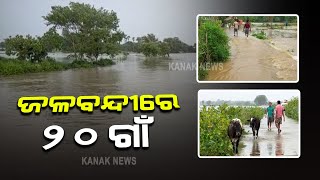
[198,19,230,80]
[198,20,230,63]
[200,104,265,156]
[285,97,299,121]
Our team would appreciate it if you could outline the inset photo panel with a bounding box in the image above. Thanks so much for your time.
[196,14,299,83]
[198,89,300,158]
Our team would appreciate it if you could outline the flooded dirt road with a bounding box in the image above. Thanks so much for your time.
[206,29,297,81]
[239,116,300,157]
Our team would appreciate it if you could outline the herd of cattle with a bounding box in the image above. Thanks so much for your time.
[227,117,260,154]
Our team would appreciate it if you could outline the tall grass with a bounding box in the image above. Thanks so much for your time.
[200,104,264,156]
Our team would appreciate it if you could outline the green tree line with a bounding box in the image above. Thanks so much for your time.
[236,16,297,23]
[121,35,195,57]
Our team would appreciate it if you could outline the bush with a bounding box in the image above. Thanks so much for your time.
[285,97,299,121]
[4,35,48,62]
[200,104,265,156]
[93,58,115,66]
[200,105,233,156]
[198,20,230,63]
[68,60,94,69]
[198,66,208,81]
[0,57,68,75]
[198,20,230,80]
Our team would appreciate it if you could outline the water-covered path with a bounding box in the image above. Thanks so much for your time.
[239,116,300,157]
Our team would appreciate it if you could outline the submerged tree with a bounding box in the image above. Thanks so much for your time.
[139,34,160,57]
[159,42,170,57]
[40,28,64,52]
[4,35,48,62]
[4,26,64,62]
[163,37,194,53]
[43,2,125,61]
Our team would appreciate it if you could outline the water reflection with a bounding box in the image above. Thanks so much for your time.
[250,139,260,156]
[267,143,273,156]
[239,117,299,157]
[275,135,284,156]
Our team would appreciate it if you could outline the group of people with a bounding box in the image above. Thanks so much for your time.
[266,101,286,134]
[232,18,251,37]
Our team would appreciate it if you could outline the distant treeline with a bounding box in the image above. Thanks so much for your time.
[238,16,297,23]
[200,100,256,106]
[200,16,297,25]
[121,36,196,55]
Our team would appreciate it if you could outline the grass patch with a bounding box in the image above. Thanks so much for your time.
[198,66,208,81]
[252,31,267,40]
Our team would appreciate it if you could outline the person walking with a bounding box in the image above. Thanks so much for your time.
[244,19,251,37]
[275,100,285,134]
[265,102,274,130]
[233,19,239,36]
[285,20,288,29]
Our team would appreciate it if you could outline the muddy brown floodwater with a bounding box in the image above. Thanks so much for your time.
[206,29,297,81]
[239,116,300,157]
[0,53,200,175]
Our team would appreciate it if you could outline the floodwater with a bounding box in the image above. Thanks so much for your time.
[0,53,196,130]
[239,116,300,157]
[0,53,199,175]
[206,29,297,81]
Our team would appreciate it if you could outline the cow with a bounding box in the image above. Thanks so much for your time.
[228,118,243,154]
[247,117,261,139]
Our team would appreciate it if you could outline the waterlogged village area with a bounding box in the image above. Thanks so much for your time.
[198,16,298,81]
[199,90,300,157]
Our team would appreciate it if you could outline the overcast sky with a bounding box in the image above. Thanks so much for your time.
[198,90,300,102]
[0,0,200,45]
